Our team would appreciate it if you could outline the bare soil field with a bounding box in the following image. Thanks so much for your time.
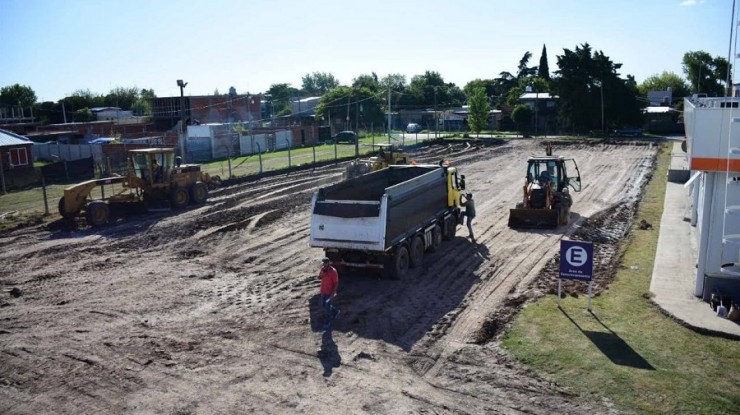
[0,139,658,414]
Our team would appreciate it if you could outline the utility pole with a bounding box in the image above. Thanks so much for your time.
[387,86,391,143]
[177,79,188,163]
[727,0,737,96]
[600,83,605,135]
[355,89,360,156]
[346,95,351,131]
[434,87,438,140]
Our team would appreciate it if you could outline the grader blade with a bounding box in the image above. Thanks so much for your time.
[508,208,559,229]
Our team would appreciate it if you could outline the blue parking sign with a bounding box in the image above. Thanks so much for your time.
[560,240,593,281]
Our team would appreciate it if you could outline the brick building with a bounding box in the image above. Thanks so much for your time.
[151,94,262,131]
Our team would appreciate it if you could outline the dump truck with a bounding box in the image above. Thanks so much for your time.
[58,148,220,226]
[508,144,581,228]
[310,164,465,279]
[343,143,410,180]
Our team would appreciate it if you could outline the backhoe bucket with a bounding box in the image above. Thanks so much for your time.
[508,208,559,228]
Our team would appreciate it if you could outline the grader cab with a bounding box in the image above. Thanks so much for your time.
[343,143,410,180]
[58,148,221,226]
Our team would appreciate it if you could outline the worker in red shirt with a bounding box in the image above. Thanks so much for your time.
[319,257,340,330]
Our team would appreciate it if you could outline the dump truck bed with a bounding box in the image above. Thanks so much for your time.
[310,165,450,252]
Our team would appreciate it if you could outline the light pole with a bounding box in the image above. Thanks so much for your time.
[594,79,604,135]
[525,85,538,136]
[177,79,188,162]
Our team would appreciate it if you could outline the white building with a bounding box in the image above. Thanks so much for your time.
[683,95,740,301]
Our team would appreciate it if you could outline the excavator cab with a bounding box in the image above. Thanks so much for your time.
[508,150,582,229]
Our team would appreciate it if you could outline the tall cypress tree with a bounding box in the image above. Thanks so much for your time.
[538,44,550,81]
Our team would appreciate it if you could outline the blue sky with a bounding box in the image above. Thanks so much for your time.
[0,0,732,102]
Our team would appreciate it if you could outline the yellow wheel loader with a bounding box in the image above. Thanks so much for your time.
[58,148,221,226]
[508,144,582,228]
[343,143,410,180]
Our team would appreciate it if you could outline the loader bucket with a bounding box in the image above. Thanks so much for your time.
[508,208,559,229]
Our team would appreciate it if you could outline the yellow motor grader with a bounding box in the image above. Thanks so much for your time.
[343,143,410,180]
[58,148,221,226]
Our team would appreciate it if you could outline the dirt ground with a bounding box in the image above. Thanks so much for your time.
[0,139,658,414]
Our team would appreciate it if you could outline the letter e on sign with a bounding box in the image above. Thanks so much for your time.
[559,240,594,281]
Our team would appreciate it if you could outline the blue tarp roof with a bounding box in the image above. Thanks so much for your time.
[87,137,116,144]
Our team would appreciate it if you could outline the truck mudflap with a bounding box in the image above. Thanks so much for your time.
[508,208,559,228]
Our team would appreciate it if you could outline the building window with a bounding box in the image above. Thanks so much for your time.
[10,147,28,167]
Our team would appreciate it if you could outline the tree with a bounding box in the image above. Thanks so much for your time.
[352,73,380,92]
[301,72,340,96]
[61,89,104,112]
[380,73,412,115]
[467,87,490,137]
[538,45,550,80]
[266,83,299,116]
[0,84,37,107]
[506,77,549,109]
[407,71,465,108]
[315,85,384,130]
[104,86,139,110]
[511,104,533,135]
[638,71,691,103]
[463,79,496,101]
[380,73,407,92]
[555,43,644,133]
[517,51,537,79]
[140,88,156,100]
[73,107,93,122]
[682,51,729,96]
[131,98,152,116]
[34,101,64,124]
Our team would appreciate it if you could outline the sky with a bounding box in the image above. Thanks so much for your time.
[0,0,734,102]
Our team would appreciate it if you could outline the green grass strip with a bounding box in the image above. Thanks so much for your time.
[501,143,740,414]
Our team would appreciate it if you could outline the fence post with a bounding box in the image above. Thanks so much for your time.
[41,175,49,215]
[0,153,6,194]
[227,147,232,178]
[256,142,263,174]
[286,138,291,169]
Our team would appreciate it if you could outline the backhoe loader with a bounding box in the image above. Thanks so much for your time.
[58,148,221,226]
[508,143,582,228]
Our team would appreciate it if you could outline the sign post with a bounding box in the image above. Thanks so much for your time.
[559,240,594,310]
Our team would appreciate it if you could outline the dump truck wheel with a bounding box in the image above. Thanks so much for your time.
[443,216,456,240]
[170,187,189,209]
[386,246,410,279]
[429,225,443,252]
[410,236,424,268]
[58,196,77,219]
[86,201,109,226]
[189,181,208,204]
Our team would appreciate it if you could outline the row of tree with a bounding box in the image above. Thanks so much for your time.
[0,46,730,132]
[0,86,156,123]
